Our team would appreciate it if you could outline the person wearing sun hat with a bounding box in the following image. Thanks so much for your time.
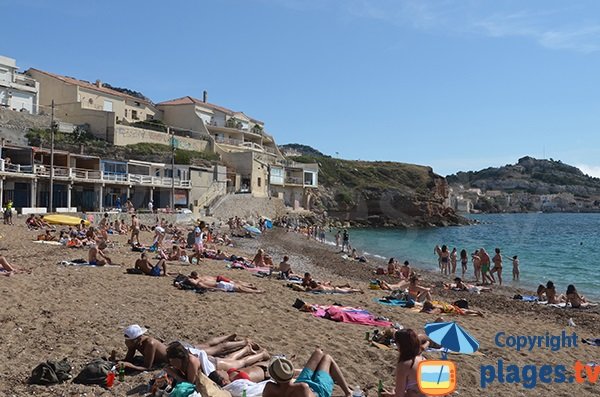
[116,324,169,372]
[263,349,351,397]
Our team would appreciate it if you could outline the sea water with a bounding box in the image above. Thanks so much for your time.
[332,213,600,300]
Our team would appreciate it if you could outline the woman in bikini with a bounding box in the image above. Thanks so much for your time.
[565,284,587,308]
[490,247,503,286]
[440,245,450,275]
[545,281,565,304]
[408,275,432,302]
[450,247,458,275]
[380,329,426,397]
[460,249,468,278]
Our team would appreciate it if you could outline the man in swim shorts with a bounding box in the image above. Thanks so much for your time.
[88,242,112,266]
[263,349,351,397]
[134,252,167,276]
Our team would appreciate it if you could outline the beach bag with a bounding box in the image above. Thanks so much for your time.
[196,370,232,397]
[453,299,469,309]
[169,381,198,397]
[29,358,72,385]
[73,358,113,386]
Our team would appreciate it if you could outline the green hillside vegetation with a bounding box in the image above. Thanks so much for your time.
[25,128,218,165]
[292,154,435,191]
[448,156,600,191]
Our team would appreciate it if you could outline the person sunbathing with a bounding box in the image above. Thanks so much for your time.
[26,214,38,229]
[181,271,264,293]
[251,249,267,267]
[420,300,484,317]
[263,349,352,397]
[209,365,268,386]
[545,281,565,304]
[407,275,432,302]
[444,278,492,293]
[117,326,247,373]
[378,279,409,291]
[379,329,426,397]
[399,261,412,280]
[565,284,587,308]
[37,229,56,241]
[386,258,398,276]
[135,252,167,276]
[278,256,293,279]
[0,255,30,276]
[88,242,112,266]
[164,244,187,262]
[309,283,363,294]
[165,341,271,383]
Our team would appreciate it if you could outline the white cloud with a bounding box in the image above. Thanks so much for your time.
[575,164,600,178]
[272,1,600,54]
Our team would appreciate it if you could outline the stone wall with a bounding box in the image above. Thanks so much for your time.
[210,194,286,222]
[0,108,53,145]
[113,125,209,151]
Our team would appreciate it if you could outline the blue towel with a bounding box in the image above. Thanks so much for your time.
[374,297,412,307]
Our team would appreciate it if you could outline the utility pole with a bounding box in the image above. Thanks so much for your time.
[170,127,175,211]
[49,100,55,213]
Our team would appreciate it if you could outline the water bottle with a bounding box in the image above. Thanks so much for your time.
[377,379,384,397]
[352,385,364,397]
[242,388,247,397]
[118,362,125,382]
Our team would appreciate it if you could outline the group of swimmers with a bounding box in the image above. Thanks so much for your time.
[434,245,520,286]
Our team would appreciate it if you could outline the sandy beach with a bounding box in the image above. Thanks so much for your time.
[1,221,600,396]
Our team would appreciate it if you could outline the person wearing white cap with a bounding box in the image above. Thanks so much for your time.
[118,324,169,372]
[263,349,351,397]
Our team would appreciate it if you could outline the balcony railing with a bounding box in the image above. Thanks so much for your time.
[0,160,191,188]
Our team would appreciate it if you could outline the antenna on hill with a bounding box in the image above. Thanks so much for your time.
[543,145,546,159]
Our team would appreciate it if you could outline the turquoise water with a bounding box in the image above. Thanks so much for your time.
[334,213,600,300]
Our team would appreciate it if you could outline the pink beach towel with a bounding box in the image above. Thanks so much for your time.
[312,305,392,327]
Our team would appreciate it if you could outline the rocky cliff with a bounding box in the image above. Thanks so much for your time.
[281,144,468,227]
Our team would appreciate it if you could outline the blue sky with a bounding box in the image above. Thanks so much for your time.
[2,0,600,176]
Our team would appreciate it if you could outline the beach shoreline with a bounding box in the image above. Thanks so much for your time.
[1,224,599,396]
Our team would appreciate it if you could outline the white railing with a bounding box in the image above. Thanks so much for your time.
[0,160,191,188]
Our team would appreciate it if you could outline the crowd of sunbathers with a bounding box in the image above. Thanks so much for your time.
[111,323,440,397]
[537,280,589,308]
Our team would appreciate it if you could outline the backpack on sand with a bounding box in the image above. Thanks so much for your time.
[29,358,72,385]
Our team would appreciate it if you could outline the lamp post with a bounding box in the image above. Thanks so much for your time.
[49,100,56,213]
[170,127,175,211]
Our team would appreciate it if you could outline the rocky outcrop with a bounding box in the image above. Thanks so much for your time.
[285,147,469,227]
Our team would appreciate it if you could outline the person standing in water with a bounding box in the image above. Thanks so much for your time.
[490,247,503,285]
[512,255,519,281]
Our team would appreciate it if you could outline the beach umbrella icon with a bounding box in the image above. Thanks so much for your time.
[425,322,479,357]
[424,322,479,387]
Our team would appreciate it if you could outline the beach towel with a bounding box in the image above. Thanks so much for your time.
[223,379,269,397]
[33,240,63,246]
[374,297,415,307]
[312,305,393,327]
[513,295,538,302]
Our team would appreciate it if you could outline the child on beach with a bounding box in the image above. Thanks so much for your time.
[278,256,292,279]
[512,255,519,281]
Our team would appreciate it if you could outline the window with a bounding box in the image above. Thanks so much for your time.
[132,110,139,120]
[257,177,261,187]
[124,109,128,118]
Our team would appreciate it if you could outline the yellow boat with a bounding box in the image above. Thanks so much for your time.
[44,214,90,226]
